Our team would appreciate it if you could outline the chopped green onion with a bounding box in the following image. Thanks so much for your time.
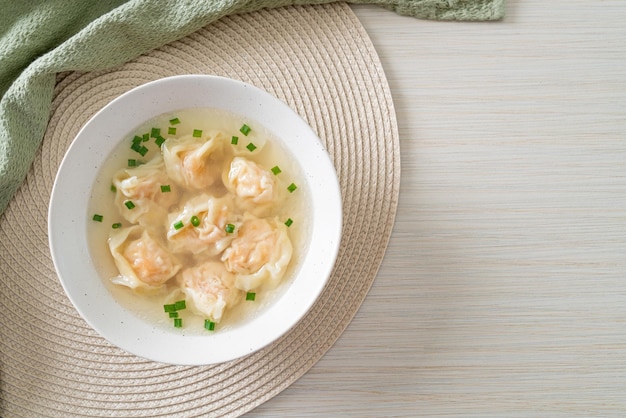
[155,135,166,147]
[92,214,103,222]
[246,292,256,301]
[142,133,150,142]
[174,300,186,310]
[173,220,184,230]
[137,145,148,156]
[246,143,257,152]
[287,183,298,193]
[169,312,179,318]
[150,128,160,138]
[128,159,137,167]
[240,124,251,136]
[190,215,200,227]
[225,223,235,234]
[112,222,122,229]
[169,117,181,125]
[174,318,182,328]
[124,200,135,210]
[285,218,293,227]
[163,303,177,313]
[271,166,281,175]
[192,129,202,138]
[231,136,239,145]
[168,127,176,135]
[131,142,141,152]
[110,184,116,192]
[160,184,171,193]
[204,319,215,331]
[132,135,143,145]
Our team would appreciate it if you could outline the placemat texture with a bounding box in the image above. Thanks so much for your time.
[0,4,399,417]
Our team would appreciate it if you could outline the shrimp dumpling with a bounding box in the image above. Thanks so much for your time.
[221,214,293,291]
[223,157,279,216]
[178,261,242,323]
[166,194,241,256]
[108,226,181,290]
[163,132,224,190]
[113,155,179,226]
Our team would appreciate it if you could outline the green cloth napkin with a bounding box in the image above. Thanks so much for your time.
[0,0,504,215]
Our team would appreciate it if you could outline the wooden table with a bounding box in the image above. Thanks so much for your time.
[250,1,626,415]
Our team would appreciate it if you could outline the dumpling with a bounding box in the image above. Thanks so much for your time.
[178,261,242,323]
[223,157,278,216]
[162,132,224,190]
[221,214,293,291]
[113,155,179,226]
[166,194,241,256]
[108,226,181,290]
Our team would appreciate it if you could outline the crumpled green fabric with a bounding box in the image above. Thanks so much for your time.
[0,0,504,215]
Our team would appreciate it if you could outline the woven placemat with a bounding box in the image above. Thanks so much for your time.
[0,3,399,417]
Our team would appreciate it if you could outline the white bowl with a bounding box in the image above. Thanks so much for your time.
[48,75,342,365]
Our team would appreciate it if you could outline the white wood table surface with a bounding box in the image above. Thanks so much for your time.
[249,1,626,416]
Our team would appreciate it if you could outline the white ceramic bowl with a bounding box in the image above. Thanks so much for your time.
[48,75,342,365]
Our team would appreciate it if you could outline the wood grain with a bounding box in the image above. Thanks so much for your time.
[249,1,626,416]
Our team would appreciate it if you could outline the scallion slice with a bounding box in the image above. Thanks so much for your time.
[163,303,177,313]
[151,128,160,138]
[155,135,166,147]
[142,133,150,142]
[246,143,257,152]
[204,319,215,331]
[124,200,135,210]
[284,218,293,227]
[160,185,171,193]
[132,135,143,145]
[246,292,256,301]
[287,183,298,193]
[231,136,239,145]
[174,300,186,310]
[271,166,281,175]
[192,129,202,138]
[225,223,235,234]
[174,318,182,328]
[240,124,251,136]
[169,312,179,318]
[168,127,176,135]
[112,222,122,229]
[190,215,200,227]
[169,117,181,125]
[92,214,103,222]
[137,145,148,156]
[110,184,116,192]
[128,159,137,167]
[173,220,184,230]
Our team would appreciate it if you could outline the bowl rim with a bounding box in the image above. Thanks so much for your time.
[48,75,342,365]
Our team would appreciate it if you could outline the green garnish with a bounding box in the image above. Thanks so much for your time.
[271,166,281,175]
[231,136,239,145]
[124,200,135,210]
[132,135,143,145]
[174,318,182,328]
[110,184,116,192]
[142,133,150,142]
[92,214,103,222]
[190,215,200,227]
[246,143,257,152]
[169,117,181,125]
[173,220,184,230]
[225,223,235,234]
[246,292,256,301]
[160,185,171,193]
[150,128,160,138]
[204,319,215,331]
[112,222,122,229]
[174,300,186,310]
[131,142,141,152]
[168,127,176,135]
[155,135,166,147]
[192,129,202,138]
[240,124,251,136]
[169,312,179,318]
[287,183,298,193]
[163,303,177,313]
[284,218,293,227]
[137,145,148,156]
[128,159,137,167]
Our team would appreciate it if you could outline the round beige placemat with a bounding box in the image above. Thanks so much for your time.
[0,3,399,417]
